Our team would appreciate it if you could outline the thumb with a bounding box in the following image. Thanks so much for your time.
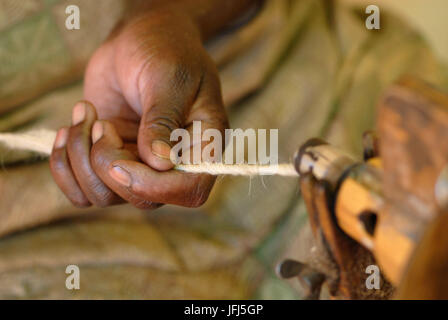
[136,60,204,171]
[138,102,185,171]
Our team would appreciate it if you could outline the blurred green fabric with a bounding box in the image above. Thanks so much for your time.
[0,0,446,299]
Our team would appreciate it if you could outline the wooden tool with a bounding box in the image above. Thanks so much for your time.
[278,77,448,299]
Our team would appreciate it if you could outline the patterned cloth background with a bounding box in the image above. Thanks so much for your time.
[0,0,124,112]
[0,0,447,299]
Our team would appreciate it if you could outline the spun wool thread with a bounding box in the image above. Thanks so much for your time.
[0,129,299,177]
[175,163,298,177]
[0,129,57,156]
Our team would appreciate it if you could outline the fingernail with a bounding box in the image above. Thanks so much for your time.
[151,140,172,160]
[110,166,132,187]
[92,121,104,144]
[54,128,69,149]
[72,102,86,125]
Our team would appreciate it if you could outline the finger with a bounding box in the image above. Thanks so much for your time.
[137,61,204,171]
[186,59,228,131]
[181,63,229,164]
[91,120,162,210]
[67,101,123,207]
[109,159,216,208]
[50,127,91,207]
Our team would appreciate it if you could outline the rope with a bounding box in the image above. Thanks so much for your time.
[175,163,298,176]
[0,129,299,177]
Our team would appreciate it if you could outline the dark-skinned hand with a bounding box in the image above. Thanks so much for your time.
[50,8,229,209]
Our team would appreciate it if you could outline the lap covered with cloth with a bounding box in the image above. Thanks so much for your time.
[0,0,446,299]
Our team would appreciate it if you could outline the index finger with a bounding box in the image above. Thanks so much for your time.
[110,159,216,208]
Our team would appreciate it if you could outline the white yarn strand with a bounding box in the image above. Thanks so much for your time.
[0,129,299,177]
[176,163,298,177]
[0,129,57,156]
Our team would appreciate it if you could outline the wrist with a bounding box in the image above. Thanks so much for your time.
[116,6,203,47]
[123,0,262,42]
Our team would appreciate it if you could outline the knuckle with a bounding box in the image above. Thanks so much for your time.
[190,194,208,208]
[91,196,112,208]
[186,178,212,208]
[124,191,162,210]
[145,115,180,134]
[49,153,66,174]
[209,113,230,132]
[90,146,107,170]
[67,127,84,152]
[171,62,192,90]
[69,197,91,208]
[88,182,116,208]
[133,199,159,210]
[91,197,113,208]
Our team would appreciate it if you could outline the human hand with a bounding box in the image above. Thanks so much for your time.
[50,9,228,209]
